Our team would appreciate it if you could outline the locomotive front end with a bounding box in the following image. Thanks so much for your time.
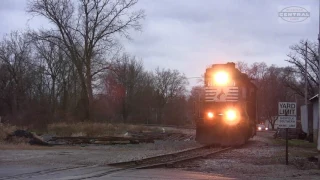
[195,62,256,146]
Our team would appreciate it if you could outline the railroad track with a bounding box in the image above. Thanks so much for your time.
[0,145,232,180]
[68,145,233,180]
[108,145,230,168]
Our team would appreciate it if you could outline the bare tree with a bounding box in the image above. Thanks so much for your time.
[236,61,250,74]
[0,64,11,118]
[33,40,68,117]
[153,67,188,124]
[132,71,156,124]
[236,62,295,130]
[285,39,318,98]
[103,54,145,122]
[0,31,33,125]
[27,0,145,121]
[186,85,205,125]
[163,94,188,125]
[261,66,290,129]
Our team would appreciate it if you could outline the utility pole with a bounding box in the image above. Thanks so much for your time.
[305,41,308,106]
[318,0,320,152]
[198,91,201,118]
[305,41,313,141]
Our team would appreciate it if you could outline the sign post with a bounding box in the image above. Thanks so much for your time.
[286,128,288,165]
[278,102,297,165]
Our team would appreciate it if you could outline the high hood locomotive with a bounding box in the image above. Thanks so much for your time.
[195,62,257,146]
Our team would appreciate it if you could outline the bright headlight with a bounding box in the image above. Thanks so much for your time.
[258,127,262,130]
[226,110,236,120]
[214,71,229,85]
[207,112,214,118]
[223,109,239,125]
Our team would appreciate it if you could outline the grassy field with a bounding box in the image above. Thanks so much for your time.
[271,138,317,149]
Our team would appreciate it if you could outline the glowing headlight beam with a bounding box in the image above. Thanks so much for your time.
[223,109,240,125]
[226,110,236,121]
[214,71,229,85]
[207,112,214,118]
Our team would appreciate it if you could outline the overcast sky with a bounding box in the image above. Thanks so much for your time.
[0,0,318,88]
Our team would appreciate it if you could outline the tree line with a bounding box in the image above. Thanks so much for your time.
[0,0,189,129]
[0,0,317,130]
[253,39,319,129]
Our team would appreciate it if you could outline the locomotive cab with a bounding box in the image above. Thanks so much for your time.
[195,62,257,146]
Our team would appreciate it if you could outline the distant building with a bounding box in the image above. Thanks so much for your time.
[300,94,319,142]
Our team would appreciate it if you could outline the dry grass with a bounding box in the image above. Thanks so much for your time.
[0,122,184,149]
[0,123,17,141]
[47,122,168,137]
[0,142,42,150]
[0,123,32,148]
[0,142,86,150]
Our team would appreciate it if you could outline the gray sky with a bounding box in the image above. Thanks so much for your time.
[0,0,318,89]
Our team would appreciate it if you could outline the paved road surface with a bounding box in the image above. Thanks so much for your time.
[0,164,233,180]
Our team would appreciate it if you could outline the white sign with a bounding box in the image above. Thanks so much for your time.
[278,102,296,116]
[278,116,296,128]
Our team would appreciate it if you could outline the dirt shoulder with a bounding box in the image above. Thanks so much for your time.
[177,131,320,180]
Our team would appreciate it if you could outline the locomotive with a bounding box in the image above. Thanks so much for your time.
[195,62,257,146]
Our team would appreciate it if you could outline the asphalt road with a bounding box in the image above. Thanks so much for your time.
[0,164,233,180]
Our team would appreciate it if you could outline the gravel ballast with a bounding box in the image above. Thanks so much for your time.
[177,132,320,180]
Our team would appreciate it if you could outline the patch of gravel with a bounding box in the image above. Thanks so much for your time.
[176,132,320,180]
